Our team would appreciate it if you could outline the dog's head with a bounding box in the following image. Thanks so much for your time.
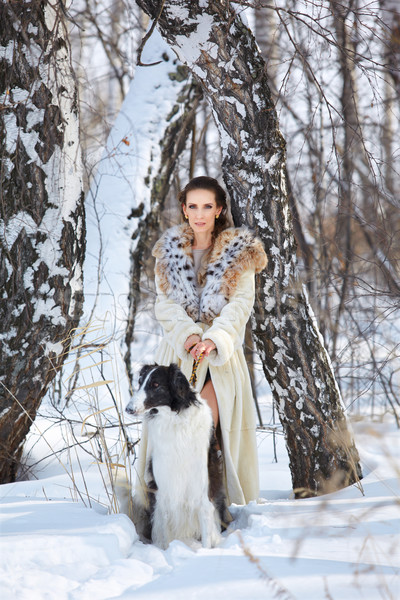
[125,363,198,417]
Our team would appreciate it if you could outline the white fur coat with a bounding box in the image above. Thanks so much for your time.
[135,223,268,507]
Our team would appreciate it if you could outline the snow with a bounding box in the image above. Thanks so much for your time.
[1,411,398,600]
[0,211,37,248]
[83,28,189,330]
[1,5,398,599]
[171,12,216,66]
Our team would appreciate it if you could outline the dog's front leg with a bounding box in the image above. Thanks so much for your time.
[200,500,221,548]
[152,502,171,550]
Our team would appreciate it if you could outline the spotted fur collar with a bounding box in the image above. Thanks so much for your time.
[152,223,267,325]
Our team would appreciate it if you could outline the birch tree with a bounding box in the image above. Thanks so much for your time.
[137,0,362,496]
[380,0,400,103]
[380,0,400,240]
[0,1,85,482]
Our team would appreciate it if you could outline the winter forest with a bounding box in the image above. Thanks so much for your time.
[0,1,399,599]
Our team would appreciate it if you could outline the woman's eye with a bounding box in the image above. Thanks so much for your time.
[187,204,214,209]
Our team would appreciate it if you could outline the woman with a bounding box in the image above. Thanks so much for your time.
[135,176,267,509]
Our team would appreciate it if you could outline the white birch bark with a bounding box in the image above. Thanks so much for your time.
[0,1,85,482]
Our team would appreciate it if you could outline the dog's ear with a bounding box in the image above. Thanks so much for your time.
[138,364,155,386]
[168,364,194,412]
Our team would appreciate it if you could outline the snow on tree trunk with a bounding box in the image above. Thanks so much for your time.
[0,2,85,483]
[79,30,201,401]
[137,0,362,496]
[124,75,202,380]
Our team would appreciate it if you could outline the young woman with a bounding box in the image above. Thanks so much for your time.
[134,176,267,509]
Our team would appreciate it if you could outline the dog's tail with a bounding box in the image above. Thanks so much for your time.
[112,466,135,520]
[113,467,153,543]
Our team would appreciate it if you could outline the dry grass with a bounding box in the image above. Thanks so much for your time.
[21,320,140,514]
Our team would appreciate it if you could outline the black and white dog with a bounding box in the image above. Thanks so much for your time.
[125,363,227,550]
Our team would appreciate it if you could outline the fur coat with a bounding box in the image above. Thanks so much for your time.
[153,223,267,327]
[135,223,268,507]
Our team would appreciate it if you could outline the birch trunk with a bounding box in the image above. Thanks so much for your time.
[254,9,314,293]
[0,1,85,482]
[331,2,400,296]
[380,0,400,236]
[330,1,359,360]
[137,0,362,496]
[380,0,400,104]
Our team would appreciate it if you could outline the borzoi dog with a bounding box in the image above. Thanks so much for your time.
[125,363,227,550]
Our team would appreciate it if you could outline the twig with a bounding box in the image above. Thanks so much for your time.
[137,0,167,67]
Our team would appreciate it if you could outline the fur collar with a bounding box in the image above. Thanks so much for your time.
[153,223,267,325]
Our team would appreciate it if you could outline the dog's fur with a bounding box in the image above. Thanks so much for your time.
[125,364,227,550]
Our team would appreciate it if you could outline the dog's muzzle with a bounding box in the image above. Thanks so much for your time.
[125,400,159,419]
[125,400,139,416]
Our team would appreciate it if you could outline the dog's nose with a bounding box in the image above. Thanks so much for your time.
[125,403,136,415]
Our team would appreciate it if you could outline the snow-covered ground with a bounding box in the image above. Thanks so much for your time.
[2,16,398,600]
[1,399,398,600]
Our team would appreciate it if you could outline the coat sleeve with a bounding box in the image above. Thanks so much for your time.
[154,279,203,362]
[204,268,255,366]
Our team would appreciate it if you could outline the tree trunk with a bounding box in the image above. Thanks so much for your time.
[380,0,400,104]
[137,0,362,497]
[330,1,359,360]
[331,1,400,297]
[380,0,400,266]
[254,8,314,293]
[0,1,85,482]
[254,4,279,90]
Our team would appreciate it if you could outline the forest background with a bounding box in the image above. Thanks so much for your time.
[0,0,399,488]
[38,1,400,435]
[65,0,400,422]
[0,1,399,598]
[82,0,400,410]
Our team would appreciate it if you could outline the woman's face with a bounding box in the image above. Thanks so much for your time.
[183,189,222,236]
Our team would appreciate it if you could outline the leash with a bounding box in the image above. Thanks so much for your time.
[188,345,204,387]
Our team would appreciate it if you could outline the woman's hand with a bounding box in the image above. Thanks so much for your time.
[185,336,216,361]
[191,339,216,361]
[184,334,201,355]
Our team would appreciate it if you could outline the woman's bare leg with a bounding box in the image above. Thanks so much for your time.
[201,379,219,428]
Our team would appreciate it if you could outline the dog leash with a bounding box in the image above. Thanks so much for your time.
[188,345,204,387]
